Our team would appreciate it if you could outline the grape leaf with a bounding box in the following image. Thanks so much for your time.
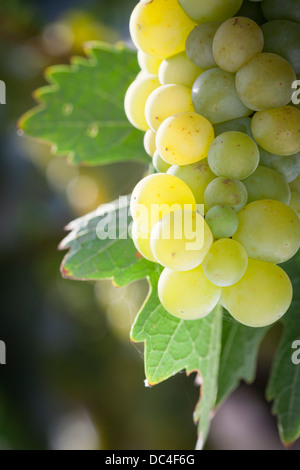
[267,254,300,446]
[59,196,156,286]
[216,312,268,407]
[131,269,223,449]
[18,42,147,166]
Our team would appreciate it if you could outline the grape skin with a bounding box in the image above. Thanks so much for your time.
[178,0,243,24]
[131,221,157,263]
[243,166,291,205]
[204,177,248,213]
[185,22,220,69]
[205,205,239,239]
[158,52,205,88]
[222,258,293,327]
[158,265,221,320]
[203,238,248,287]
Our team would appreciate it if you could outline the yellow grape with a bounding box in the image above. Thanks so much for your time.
[130,173,196,233]
[137,50,162,75]
[150,210,213,271]
[129,0,196,59]
[251,105,300,156]
[156,111,215,165]
[124,73,160,131]
[203,238,248,287]
[158,265,221,320]
[131,221,157,262]
[222,259,293,327]
[143,129,156,157]
[289,191,300,220]
[233,199,300,263]
[145,84,194,132]
[158,51,204,88]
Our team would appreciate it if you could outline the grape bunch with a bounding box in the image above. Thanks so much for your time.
[125,0,300,328]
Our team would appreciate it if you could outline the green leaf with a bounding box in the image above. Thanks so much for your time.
[216,312,268,407]
[131,270,223,448]
[19,42,148,166]
[267,254,300,446]
[59,196,156,286]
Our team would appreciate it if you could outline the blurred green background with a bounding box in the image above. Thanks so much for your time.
[0,0,299,450]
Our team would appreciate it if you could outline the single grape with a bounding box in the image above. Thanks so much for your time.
[185,22,220,69]
[212,17,264,73]
[204,177,248,212]
[129,0,196,59]
[144,129,156,157]
[203,238,248,287]
[207,131,259,179]
[222,258,293,327]
[236,53,296,111]
[153,150,171,173]
[167,160,215,204]
[178,0,243,24]
[158,52,205,88]
[192,68,251,124]
[158,265,221,320]
[289,191,300,219]
[261,0,300,24]
[233,199,300,263]
[236,0,266,25]
[124,73,160,131]
[259,147,300,183]
[130,173,196,233]
[156,111,215,165]
[262,20,300,74]
[290,175,300,193]
[205,205,239,238]
[131,221,157,263]
[145,84,193,132]
[214,117,253,138]
[243,166,291,204]
[251,106,300,156]
[137,50,162,75]
[150,210,213,271]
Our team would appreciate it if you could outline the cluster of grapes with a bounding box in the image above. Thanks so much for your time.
[125,0,300,328]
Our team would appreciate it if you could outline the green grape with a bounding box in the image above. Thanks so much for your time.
[192,68,251,124]
[251,106,300,156]
[212,17,264,73]
[203,238,248,287]
[156,111,215,165]
[150,210,213,271]
[259,147,300,183]
[131,221,157,263]
[143,129,156,157]
[236,53,296,111]
[137,50,162,75]
[130,173,196,233]
[167,160,215,204]
[204,177,248,212]
[222,259,293,327]
[262,21,300,75]
[185,23,220,69]
[243,166,291,204]
[205,205,239,238]
[124,73,160,131]
[290,174,300,193]
[236,0,266,25]
[158,265,221,320]
[145,84,193,132]
[233,199,300,263]
[178,0,243,24]
[153,150,171,173]
[214,117,253,138]
[158,52,205,88]
[207,131,259,179]
[261,0,300,24]
[290,191,300,219]
[129,0,196,59]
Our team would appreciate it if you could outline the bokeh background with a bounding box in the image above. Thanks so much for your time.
[0,0,299,450]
